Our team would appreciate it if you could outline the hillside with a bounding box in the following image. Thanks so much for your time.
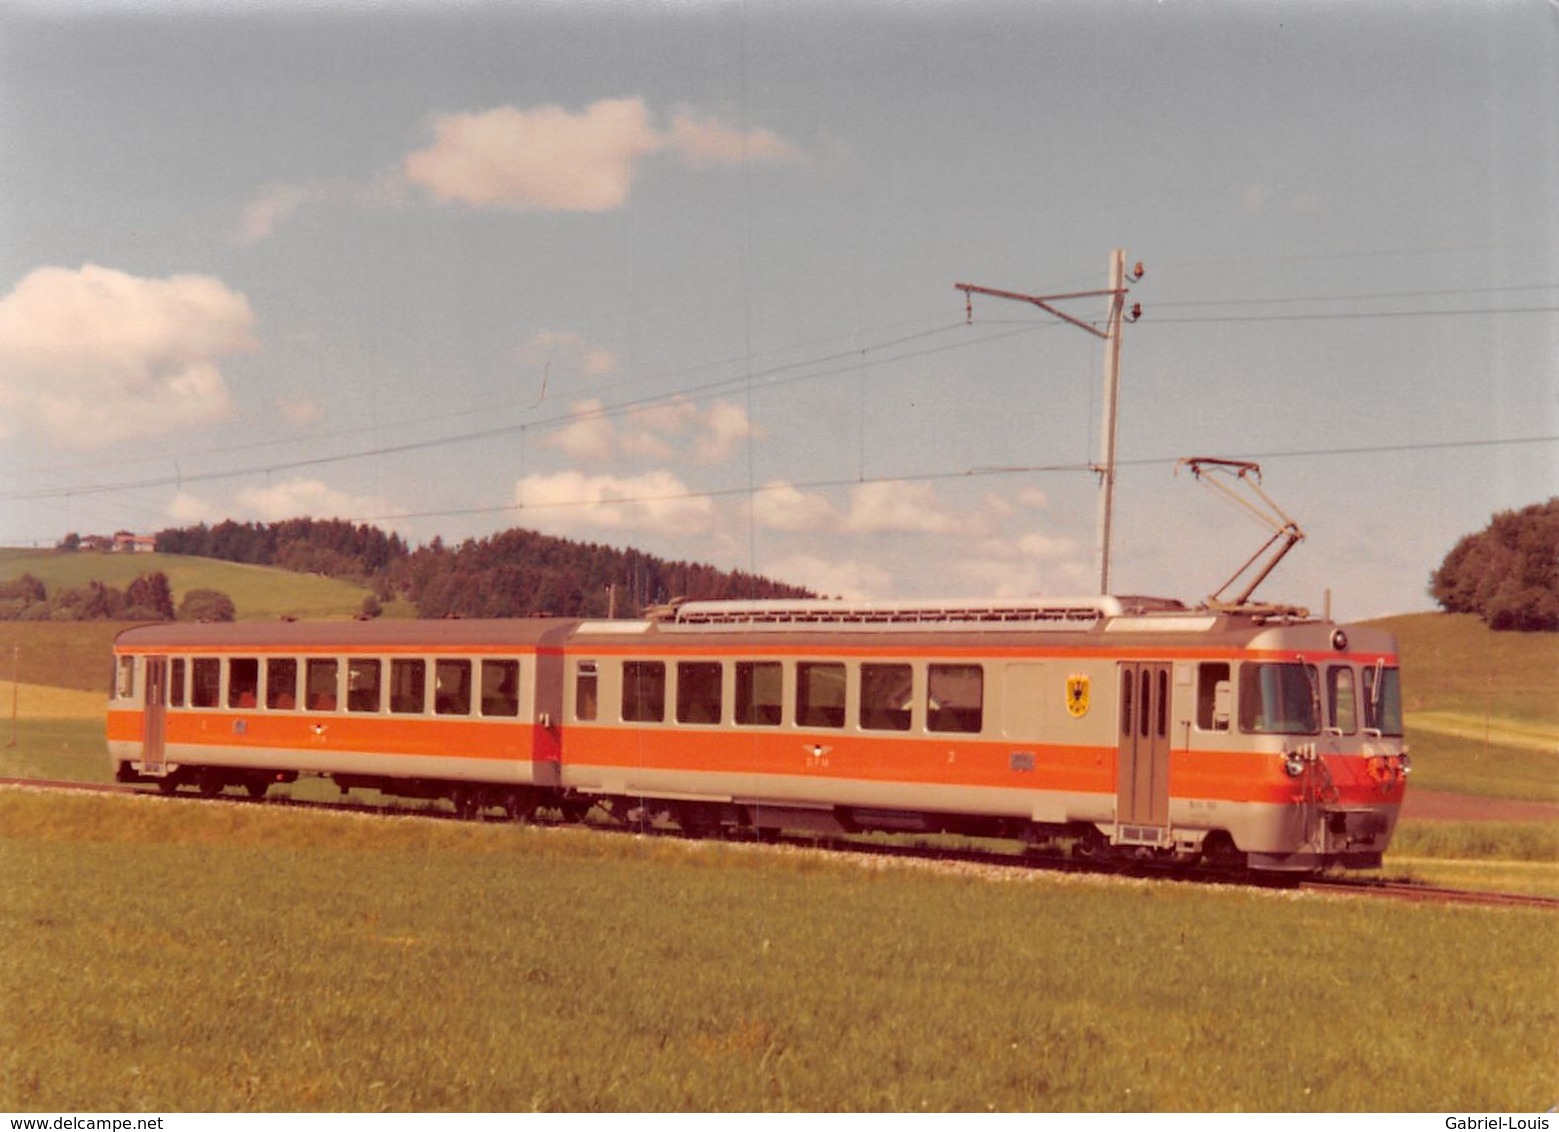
[1366,612,1557,801]
[1367,612,1559,733]
[0,548,376,622]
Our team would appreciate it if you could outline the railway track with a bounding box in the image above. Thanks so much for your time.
[1298,875,1559,911]
[6,774,1557,910]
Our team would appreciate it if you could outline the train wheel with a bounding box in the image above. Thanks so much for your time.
[197,770,225,798]
[558,797,591,824]
[670,803,722,839]
[500,791,536,824]
[452,787,487,821]
[1070,826,1112,863]
[156,777,179,796]
[246,780,270,800]
[1200,832,1245,872]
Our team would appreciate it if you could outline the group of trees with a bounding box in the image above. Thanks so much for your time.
[155,518,408,584]
[0,571,232,623]
[153,519,812,619]
[401,527,811,619]
[1430,498,1559,632]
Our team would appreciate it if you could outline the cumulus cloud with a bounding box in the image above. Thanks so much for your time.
[0,264,254,448]
[165,479,397,528]
[515,468,715,532]
[749,480,841,533]
[232,171,407,247]
[542,395,757,466]
[841,481,959,534]
[405,98,661,212]
[548,398,617,462]
[235,183,330,246]
[762,554,895,601]
[520,330,619,381]
[665,108,802,168]
[236,98,803,241]
[235,477,398,523]
[404,97,803,213]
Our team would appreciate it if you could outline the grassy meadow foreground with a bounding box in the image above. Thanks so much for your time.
[3,790,1556,1113]
[1,606,1555,1109]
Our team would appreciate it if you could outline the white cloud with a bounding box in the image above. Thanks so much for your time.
[547,398,617,462]
[165,490,219,526]
[762,554,895,601]
[542,395,757,466]
[515,468,715,533]
[0,264,254,448]
[235,478,398,523]
[237,99,804,241]
[749,480,841,533]
[842,481,959,534]
[233,171,408,246]
[404,98,663,212]
[528,335,621,382]
[234,182,329,246]
[665,108,802,168]
[695,400,758,463]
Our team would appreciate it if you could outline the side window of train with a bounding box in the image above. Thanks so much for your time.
[267,658,298,710]
[928,664,983,734]
[481,659,521,717]
[228,657,260,709]
[1196,662,1232,732]
[734,661,782,726]
[676,661,722,725]
[191,658,221,709]
[390,659,426,714]
[348,658,382,713]
[115,656,136,701]
[1326,665,1357,734]
[859,663,912,731]
[306,658,339,712]
[622,661,666,723]
[796,662,845,728]
[435,659,473,716]
[574,661,598,722]
[169,658,186,708]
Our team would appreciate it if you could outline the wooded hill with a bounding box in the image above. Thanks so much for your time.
[149,518,812,619]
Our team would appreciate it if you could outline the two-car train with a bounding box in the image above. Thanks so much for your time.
[107,595,1408,872]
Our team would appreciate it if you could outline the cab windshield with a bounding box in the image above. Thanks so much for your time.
[1363,665,1404,736]
[1238,662,1319,735]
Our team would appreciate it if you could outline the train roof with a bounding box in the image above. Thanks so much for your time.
[111,598,1395,655]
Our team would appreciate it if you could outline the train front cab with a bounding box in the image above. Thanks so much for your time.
[1117,618,1409,873]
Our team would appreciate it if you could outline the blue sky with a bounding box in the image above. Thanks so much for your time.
[1,0,1553,619]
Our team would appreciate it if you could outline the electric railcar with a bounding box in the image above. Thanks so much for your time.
[107,595,1409,872]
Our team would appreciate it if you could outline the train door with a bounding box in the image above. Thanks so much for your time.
[1116,662,1171,834]
[531,648,564,788]
[142,656,168,776]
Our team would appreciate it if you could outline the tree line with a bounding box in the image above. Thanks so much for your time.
[150,518,812,619]
[0,571,234,623]
[1429,497,1559,632]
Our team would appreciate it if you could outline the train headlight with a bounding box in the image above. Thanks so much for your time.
[1283,751,1307,777]
[1397,752,1411,777]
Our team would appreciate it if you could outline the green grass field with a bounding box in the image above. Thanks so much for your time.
[0,548,375,622]
[1,791,1555,1113]
[1,602,1555,1112]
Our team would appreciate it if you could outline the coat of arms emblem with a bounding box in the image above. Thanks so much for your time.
[1065,674,1090,718]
